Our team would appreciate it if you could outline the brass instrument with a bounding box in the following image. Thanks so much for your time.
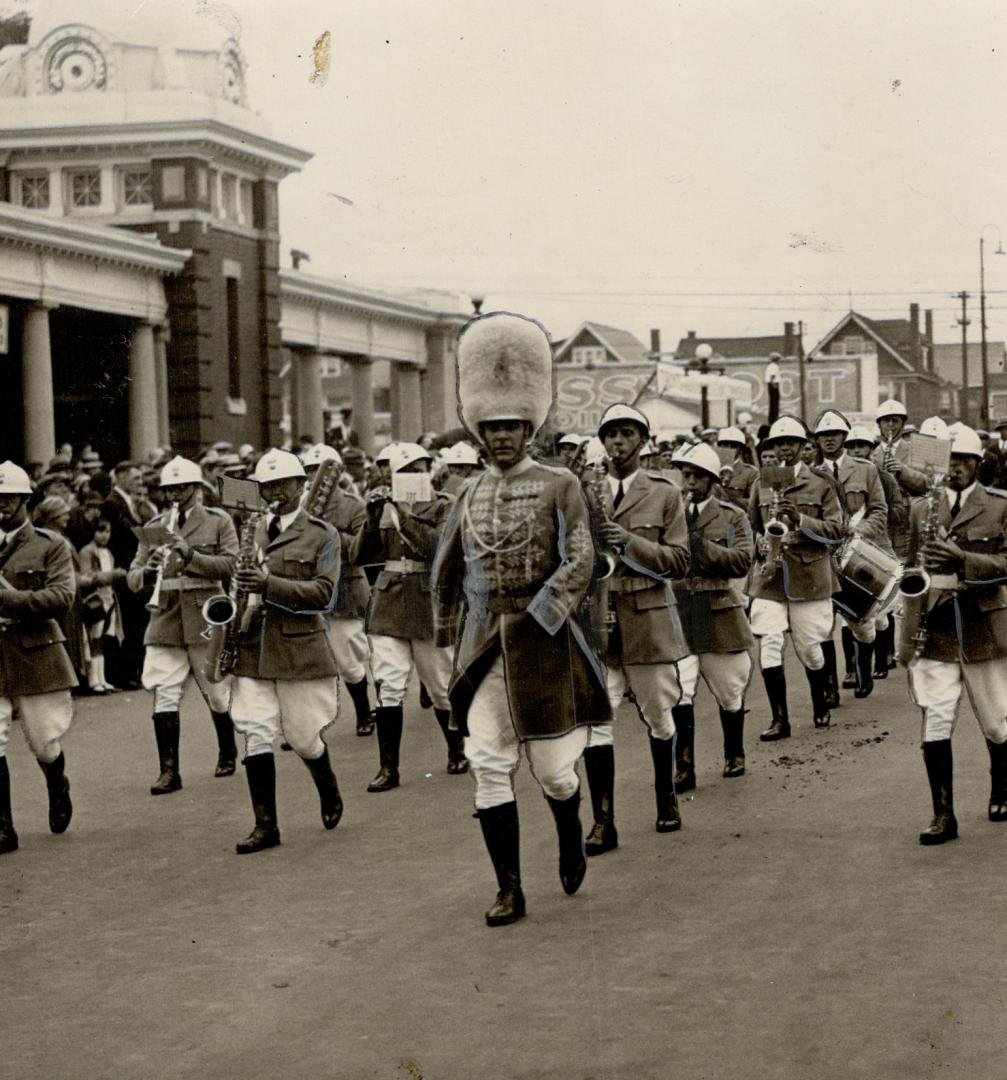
[202,512,260,683]
[898,470,946,660]
[761,487,790,576]
[146,505,180,612]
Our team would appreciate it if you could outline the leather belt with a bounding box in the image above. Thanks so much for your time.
[487,594,534,614]
[671,577,732,592]
[158,577,222,593]
[383,559,431,574]
[609,576,663,595]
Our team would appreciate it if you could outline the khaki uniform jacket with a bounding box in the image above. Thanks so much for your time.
[871,439,929,496]
[672,498,755,653]
[127,503,239,647]
[903,485,1007,664]
[432,459,611,740]
[232,511,340,680]
[602,471,691,665]
[351,494,453,641]
[721,460,760,510]
[748,463,846,601]
[0,523,77,696]
[828,454,893,553]
[316,485,369,620]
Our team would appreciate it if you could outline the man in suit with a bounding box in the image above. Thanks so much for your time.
[127,456,239,795]
[813,411,891,700]
[902,424,1007,844]
[101,461,148,688]
[578,403,691,854]
[671,443,755,787]
[228,449,343,854]
[302,444,375,737]
[748,416,847,738]
[0,462,77,854]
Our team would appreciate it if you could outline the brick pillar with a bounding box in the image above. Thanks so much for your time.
[392,363,423,441]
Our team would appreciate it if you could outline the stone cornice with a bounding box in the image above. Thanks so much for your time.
[0,204,190,274]
[279,269,468,329]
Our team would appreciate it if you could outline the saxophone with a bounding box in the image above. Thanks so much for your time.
[897,472,945,660]
[202,513,260,684]
[761,487,790,576]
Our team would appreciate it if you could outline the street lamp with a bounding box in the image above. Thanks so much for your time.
[693,343,714,427]
[980,225,1005,425]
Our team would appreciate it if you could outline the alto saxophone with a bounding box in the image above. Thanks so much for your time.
[898,471,945,659]
[761,487,790,576]
[202,512,260,684]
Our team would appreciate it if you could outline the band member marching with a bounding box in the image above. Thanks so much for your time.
[126,456,240,794]
[901,425,1007,845]
[873,399,929,497]
[228,449,343,854]
[580,403,690,855]
[0,462,76,854]
[812,411,892,700]
[716,426,760,510]
[302,444,375,737]
[432,312,611,927]
[350,443,462,790]
[671,443,755,786]
[749,416,846,739]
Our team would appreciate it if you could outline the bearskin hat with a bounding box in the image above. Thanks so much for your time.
[456,312,553,438]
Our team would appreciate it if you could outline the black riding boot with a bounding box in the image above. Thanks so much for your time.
[873,621,892,679]
[0,758,18,854]
[346,678,375,736]
[986,739,1007,822]
[806,665,832,728]
[236,754,280,854]
[583,744,618,855]
[759,665,791,741]
[545,790,588,894]
[820,639,841,709]
[303,746,343,829]
[920,740,957,845]
[418,682,432,710]
[367,706,402,792]
[434,708,468,774]
[841,626,857,689]
[150,711,182,795]
[671,704,696,792]
[720,707,746,778]
[853,640,875,699]
[648,735,682,832]
[210,710,237,777]
[38,752,73,833]
[478,801,525,926]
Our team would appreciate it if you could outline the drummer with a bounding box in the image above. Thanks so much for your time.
[813,411,893,699]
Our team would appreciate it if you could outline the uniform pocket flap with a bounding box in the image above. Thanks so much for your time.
[281,556,315,579]
[976,588,1007,613]
[278,611,324,636]
[634,585,672,611]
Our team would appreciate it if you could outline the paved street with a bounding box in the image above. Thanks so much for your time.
[4,658,1007,1080]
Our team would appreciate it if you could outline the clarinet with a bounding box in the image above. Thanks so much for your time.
[146,505,179,612]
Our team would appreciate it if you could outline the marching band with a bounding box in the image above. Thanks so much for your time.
[2,312,1006,927]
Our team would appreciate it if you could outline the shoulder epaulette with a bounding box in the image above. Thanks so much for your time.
[205,506,230,518]
[307,513,335,531]
[645,470,675,485]
[987,486,1007,499]
[718,498,742,512]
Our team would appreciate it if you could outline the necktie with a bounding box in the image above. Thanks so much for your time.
[950,491,961,519]
[832,461,839,479]
[613,481,625,511]
[177,509,187,530]
[689,502,699,527]
[267,516,281,543]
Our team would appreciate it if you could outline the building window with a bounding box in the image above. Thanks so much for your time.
[20,173,49,209]
[320,356,343,377]
[240,179,253,226]
[842,335,865,355]
[196,166,209,202]
[122,168,152,206]
[571,345,607,366]
[221,174,237,220]
[69,169,101,207]
[226,275,242,401]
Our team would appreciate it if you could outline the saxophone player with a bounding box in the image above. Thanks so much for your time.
[904,425,1007,845]
[748,416,846,738]
[228,449,343,854]
[126,456,239,795]
[581,404,691,854]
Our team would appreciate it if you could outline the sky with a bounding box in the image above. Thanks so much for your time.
[7,0,1007,354]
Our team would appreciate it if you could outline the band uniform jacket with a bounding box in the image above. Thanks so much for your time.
[871,439,929,496]
[672,498,755,654]
[601,470,691,665]
[315,484,370,620]
[126,504,239,647]
[232,510,340,681]
[431,458,611,740]
[748,463,847,602]
[902,485,1007,664]
[0,523,77,696]
[351,494,453,642]
[721,459,760,510]
[826,455,894,554]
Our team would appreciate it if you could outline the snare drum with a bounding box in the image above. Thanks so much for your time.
[833,536,901,623]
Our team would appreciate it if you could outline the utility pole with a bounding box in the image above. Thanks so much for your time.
[980,240,989,426]
[797,320,807,424]
[956,291,971,424]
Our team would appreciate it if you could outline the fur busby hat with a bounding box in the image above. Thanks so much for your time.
[456,312,553,439]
